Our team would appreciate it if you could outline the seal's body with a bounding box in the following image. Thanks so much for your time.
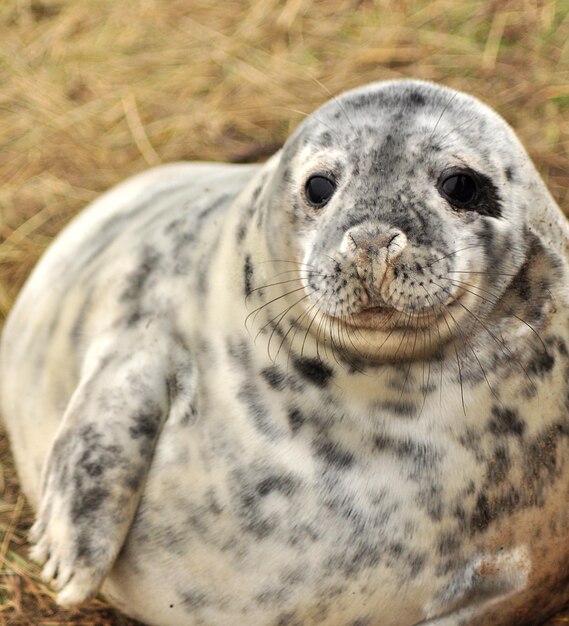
[2,80,569,626]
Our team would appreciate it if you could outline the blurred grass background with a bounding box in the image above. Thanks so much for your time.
[0,0,568,623]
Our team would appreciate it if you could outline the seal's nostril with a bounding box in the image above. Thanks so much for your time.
[386,232,408,265]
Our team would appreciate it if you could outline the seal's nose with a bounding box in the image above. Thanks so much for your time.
[344,226,407,265]
[341,225,408,300]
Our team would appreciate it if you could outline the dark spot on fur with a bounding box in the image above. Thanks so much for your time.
[527,349,555,378]
[125,310,143,327]
[257,475,296,497]
[438,532,460,556]
[287,407,305,432]
[262,365,285,390]
[469,488,523,536]
[180,589,208,610]
[523,422,569,505]
[77,439,121,478]
[417,484,444,521]
[409,553,426,578]
[380,400,417,418]
[196,193,232,223]
[237,224,247,242]
[511,266,532,303]
[244,254,254,297]
[120,246,161,302]
[237,382,281,438]
[488,406,526,437]
[276,612,302,626]
[408,90,426,106]
[292,357,333,387]
[129,411,161,439]
[557,337,568,357]
[330,541,381,576]
[227,338,251,367]
[71,486,109,523]
[315,440,354,469]
[76,529,95,561]
[374,434,440,479]
[486,445,511,485]
[471,493,492,533]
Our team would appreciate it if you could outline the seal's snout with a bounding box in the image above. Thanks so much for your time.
[343,224,407,296]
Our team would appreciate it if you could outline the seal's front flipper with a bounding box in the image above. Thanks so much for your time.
[29,337,169,606]
[418,546,531,625]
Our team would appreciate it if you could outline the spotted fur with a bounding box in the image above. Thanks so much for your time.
[1,80,569,625]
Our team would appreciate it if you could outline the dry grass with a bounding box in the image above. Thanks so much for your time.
[0,0,568,623]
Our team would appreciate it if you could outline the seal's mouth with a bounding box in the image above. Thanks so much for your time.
[344,306,438,330]
[340,288,468,331]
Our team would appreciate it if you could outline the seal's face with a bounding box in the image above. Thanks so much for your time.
[264,80,534,361]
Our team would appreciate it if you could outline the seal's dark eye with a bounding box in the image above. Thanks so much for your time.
[305,175,336,208]
[439,173,477,207]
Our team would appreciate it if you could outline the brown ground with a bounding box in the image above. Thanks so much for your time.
[0,0,568,624]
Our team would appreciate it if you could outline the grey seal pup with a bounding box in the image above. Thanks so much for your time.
[1,79,569,626]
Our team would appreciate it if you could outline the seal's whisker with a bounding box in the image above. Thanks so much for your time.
[244,285,307,331]
[317,298,333,364]
[301,294,327,360]
[428,91,459,140]
[428,287,499,403]
[447,270,518,276]
[263,291,315,361]
[431,290,467,415]
[258,259,317,268]
[276,106,337,135]
[332,320,366,377]
[424,290,446,411]
[341,321,371,362]
[436,113,482,147]
[370,301,407,358]
[310,76,356,133]
[399,310,420,402]
[327,304,364,375]
[398,285,422,399]
[276,293,322,365]
[425,244,485,268]
[447,277,547,352]
[285,296,323,367]
[418,300,434,417]
[265,268,318,280]
[389,296,417,362]
[315,291,336,364]
[433,280,538,395]
[328,302,344,370]
[419,285,443,416]
[334,318,369,375]
[321,252,343,273]
[245,274,323,301]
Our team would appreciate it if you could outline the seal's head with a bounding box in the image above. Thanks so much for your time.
[255,79,559,361]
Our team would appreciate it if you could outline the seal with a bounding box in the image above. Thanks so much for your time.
[1,79,569,626]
